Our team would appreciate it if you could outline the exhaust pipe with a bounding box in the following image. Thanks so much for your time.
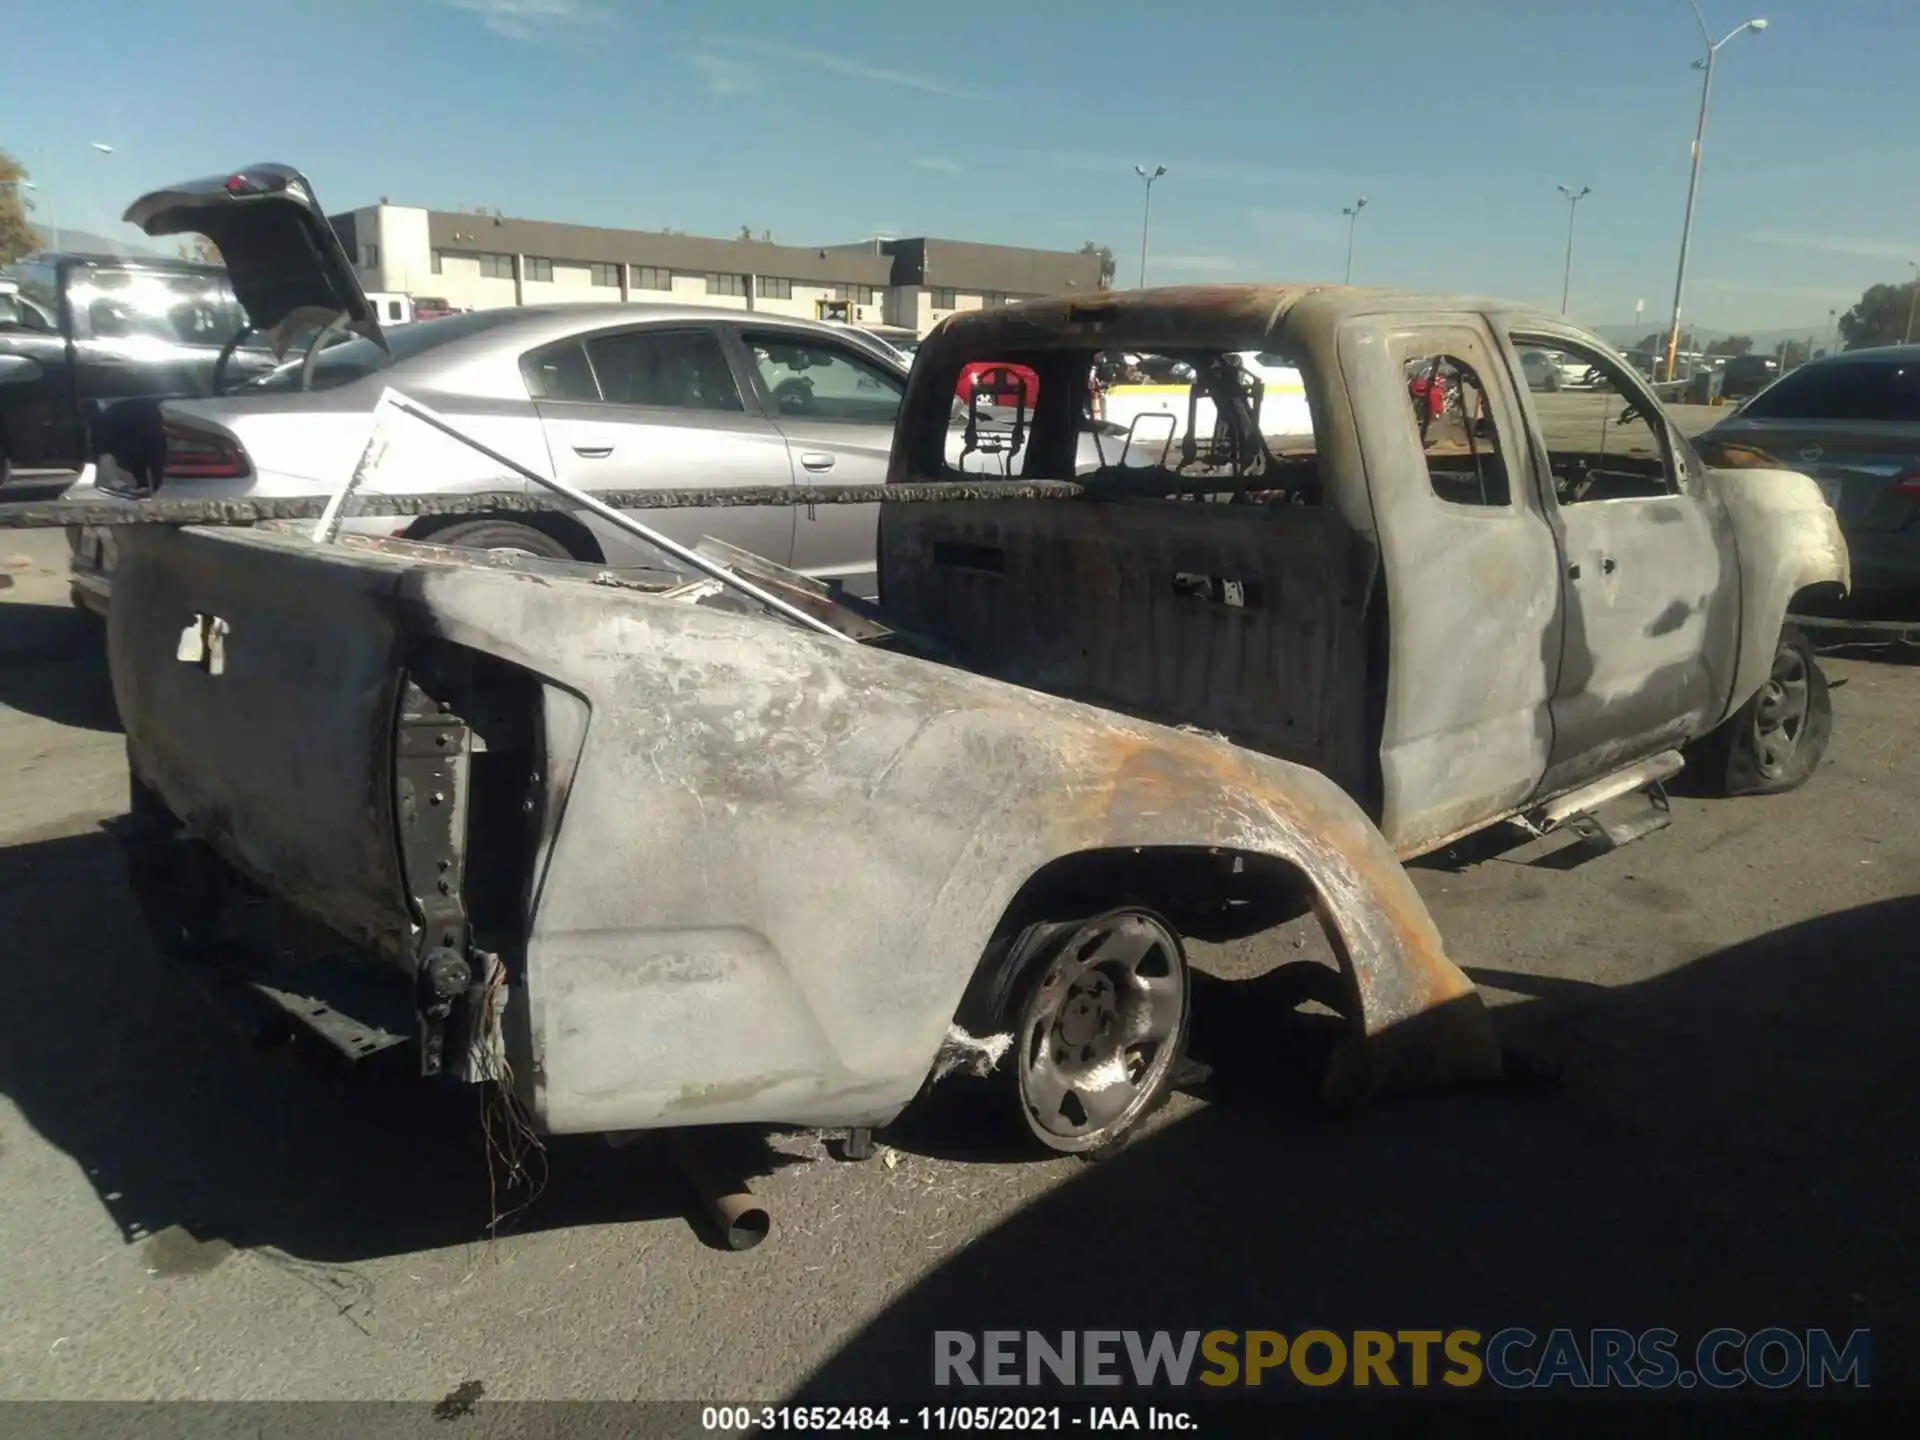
[669,1133,770,1251]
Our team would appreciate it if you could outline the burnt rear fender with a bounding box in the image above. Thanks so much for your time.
[907,725,1501,1108]
[1706,466,1850,722]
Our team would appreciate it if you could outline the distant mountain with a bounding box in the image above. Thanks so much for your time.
[28,224,168,259]
[1592,323,1835,351]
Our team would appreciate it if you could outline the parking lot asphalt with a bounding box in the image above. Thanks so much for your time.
[1,521,1915,1405]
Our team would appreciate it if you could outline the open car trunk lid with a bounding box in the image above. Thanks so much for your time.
[122,163,386,359]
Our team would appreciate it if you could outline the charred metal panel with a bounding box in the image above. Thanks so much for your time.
[1343,317,1564,857]
[107,524,414,965]
[876,499,1370,792]
[404,558,1494,1134]
[392,671,473,1075]
[1706,466,1851,720]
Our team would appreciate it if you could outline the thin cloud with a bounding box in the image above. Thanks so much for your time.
[445,0,608,41]
[688,53,762,96]
[705,38,988,101]
[913,157,963,174]
[1747,231,1919,263]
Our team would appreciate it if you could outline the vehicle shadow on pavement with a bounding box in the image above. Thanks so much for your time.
[0,601,119,733]
[0,826,802,1264]
[790,895,1920,1403]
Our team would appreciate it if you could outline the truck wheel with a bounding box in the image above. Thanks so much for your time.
[959,907,1191,1157]
[1691,625,1831,796]
[423,519,576,560]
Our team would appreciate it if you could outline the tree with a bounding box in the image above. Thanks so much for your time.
[1633,329,1700,356]
[1706,334,1753,357]
[1777,338,1816,370]
[1837,278,1920,350]
[0,148,37,264]
[1079,240,1116,289]
[178,235,222,265]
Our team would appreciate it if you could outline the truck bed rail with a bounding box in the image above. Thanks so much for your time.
[0,481,1089,529]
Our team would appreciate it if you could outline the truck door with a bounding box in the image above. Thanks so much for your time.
[1500,327,1738,799]
[1340,317,1564,857]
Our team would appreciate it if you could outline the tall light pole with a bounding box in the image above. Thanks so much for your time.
[1905,261,1919,345]
[1664,5,1769,382]
[1342,197,1368,284]
[1133,164,1165,288]
[1557,184,1591,315]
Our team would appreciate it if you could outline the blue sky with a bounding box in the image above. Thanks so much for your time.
[8,0,1917,334]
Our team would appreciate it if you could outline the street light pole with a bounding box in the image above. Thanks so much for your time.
[1133,164,1166,288]
[1905,261,1919,345]
[1557,184,1591,315]
[1664,5,1768,382]
[1342,197,1368,284]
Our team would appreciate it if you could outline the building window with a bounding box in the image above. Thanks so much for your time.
[359,243,380,269]
[590,263,621,288]
[430,250,444,275]
[707,273,748,297]
[525,257,555,283]
[931,287,958,309]
[756,276,793,300]
[477,252,514,280]
[834,284,877,306]
[632,266,670,291]
[982,291,1009,306]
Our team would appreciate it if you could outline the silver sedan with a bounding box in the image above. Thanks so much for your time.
[75,303,909,601]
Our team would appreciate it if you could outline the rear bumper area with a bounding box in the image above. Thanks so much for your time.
[118,776,420,1067]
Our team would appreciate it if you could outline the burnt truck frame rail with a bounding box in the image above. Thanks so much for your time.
[2,386,1507,1160]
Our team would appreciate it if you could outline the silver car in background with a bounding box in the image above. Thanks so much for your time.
[70,165,910,606]
[1697,344,1920,614]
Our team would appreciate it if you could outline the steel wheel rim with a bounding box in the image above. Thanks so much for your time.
[1753,646,1810,778]
[1016,911,1185,1147]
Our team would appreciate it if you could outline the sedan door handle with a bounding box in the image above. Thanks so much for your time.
[799,452,836,472]
[572,444,614,459]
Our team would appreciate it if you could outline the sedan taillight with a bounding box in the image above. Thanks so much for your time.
[1888,469,1920,501]
[163,423,251,480]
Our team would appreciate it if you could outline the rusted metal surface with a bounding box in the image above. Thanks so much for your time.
[0,481,1090,529]
[888,285,1852,860]
[110,523,1499,1136]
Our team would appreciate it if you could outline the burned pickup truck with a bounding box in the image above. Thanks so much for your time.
[1,283,1847,1167]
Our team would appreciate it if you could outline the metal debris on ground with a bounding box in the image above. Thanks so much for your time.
[930,1024,1015,1082]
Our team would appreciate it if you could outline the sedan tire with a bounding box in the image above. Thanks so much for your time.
[420,518,578,561]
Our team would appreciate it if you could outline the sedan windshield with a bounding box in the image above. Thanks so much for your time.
[239,308,523,393]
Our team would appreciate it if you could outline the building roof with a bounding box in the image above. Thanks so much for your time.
[423,211,897,287]
[883,237,1105,296]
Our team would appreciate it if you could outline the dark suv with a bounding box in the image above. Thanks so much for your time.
[1720,354,1781,401]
